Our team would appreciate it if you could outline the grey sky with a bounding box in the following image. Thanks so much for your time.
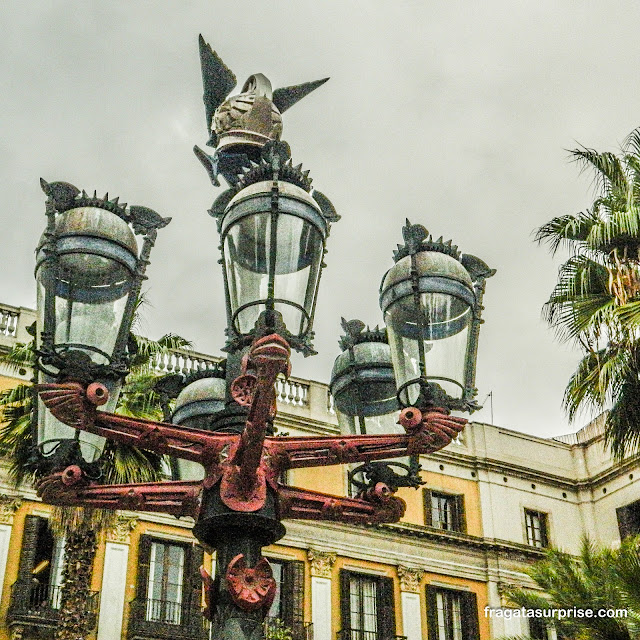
[2,2,639,438]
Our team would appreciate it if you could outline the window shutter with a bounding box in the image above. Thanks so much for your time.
[16,515,45,580]
[377,576,396,640]
[425,585,438,640]
[136,534,153,600]
[339,570,351,632]
[617,506,633,540]
[187,543,205,607]
[462,591,480,640]
[455,494,467,533]
[540,514,549,548]
[423,489,433,527]
[281,560,305,631]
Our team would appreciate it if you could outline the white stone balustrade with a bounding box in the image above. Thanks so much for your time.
[0,302,338,427]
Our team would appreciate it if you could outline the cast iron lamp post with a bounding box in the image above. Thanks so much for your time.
[32,35,491,640]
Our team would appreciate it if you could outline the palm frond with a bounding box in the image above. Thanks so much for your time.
[534,210,599,255]
[100,442,164,485]
[506,539,634,640]
[129,333,193,371]
[117,371,164,421]
[605,371,640,460]
[543,255,615,343]
[613,535,640,618]
[570,147,629,198]
[0,341,35,373]
[586,209,640,255]
[624,127,640,158]
[0,410,35,486]
[49,506,116,537]
[563,346,631,420]
[614,300,640,328]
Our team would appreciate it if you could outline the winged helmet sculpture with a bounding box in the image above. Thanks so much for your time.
[194,35,329,186]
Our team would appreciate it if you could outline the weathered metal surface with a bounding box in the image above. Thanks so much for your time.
[36,376,466,520]
[197,34,327,150]
[37,471,202,518]
[277,483,406,524]
[225,554,276,612]
[221,334,290,511]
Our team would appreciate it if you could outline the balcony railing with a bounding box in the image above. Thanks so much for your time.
[0,306,19,338]
[337,630,407,640]
[127,597,209,640]
[7,580,99,633]
[265,617,314,640]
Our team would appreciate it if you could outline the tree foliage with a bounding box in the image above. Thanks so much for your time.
[501,537,640,640]
[537,127,640,459]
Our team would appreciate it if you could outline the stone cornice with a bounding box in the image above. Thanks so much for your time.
[275,413,339,435]
[375,522,546,562]
[281,520,536,585]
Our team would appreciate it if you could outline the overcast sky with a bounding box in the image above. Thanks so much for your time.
[2,2,640,438]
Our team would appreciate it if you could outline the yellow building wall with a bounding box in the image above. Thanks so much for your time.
[290,465,345,499]
[399,470,483,536]
[0,503,31,640]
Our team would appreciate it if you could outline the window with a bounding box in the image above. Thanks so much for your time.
[14,515,66,610]
[524,510,549,548]
[265,558,305,638]
[339,570,396,640]
[426,587,479,640]
[146,541,186,624]
[134,535,203,631]
[617,500,640,540]
[424,490,466,533]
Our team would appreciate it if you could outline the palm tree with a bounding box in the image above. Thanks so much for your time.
[0,332,192,640]
[536,127,640,459]
[501,537,640,640]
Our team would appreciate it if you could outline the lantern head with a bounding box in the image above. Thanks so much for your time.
[34,180,170,471]
[211,141,339,356]
[330,318,422,493]
[379,221,495,412]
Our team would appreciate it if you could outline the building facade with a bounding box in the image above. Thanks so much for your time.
[0,301,638,640]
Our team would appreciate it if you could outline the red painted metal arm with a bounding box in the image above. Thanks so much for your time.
[278,484,406,524]
[37,469,201,518]
[37,382,237,464]
[267,434,417,468]
[265,409,467,470]
[93,412,236,464]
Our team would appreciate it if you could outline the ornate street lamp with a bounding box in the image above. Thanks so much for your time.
[34,180,169,473]
[210,141,339,356]
[380,221,495,413]
[33,36,477,640]
[330,319,422,492]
